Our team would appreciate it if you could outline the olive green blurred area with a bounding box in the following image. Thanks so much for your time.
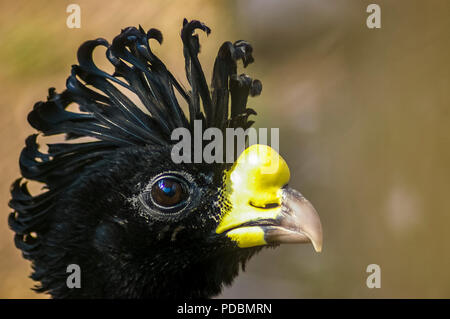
[0,0,449,298]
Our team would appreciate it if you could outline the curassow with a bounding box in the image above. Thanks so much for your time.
[9,19,322,298]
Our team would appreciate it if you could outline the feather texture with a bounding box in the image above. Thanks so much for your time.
[9,19,262,260]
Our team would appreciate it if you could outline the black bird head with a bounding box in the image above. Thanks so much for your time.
[9,19,322,298]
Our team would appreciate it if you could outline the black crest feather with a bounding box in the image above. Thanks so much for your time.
[9,19,262,260]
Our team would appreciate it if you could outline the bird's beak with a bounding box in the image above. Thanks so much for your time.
[264,187,322,252]
[215,144,323,252]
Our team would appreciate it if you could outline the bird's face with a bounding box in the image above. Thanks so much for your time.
[87,143,322,297]
[10,20,323,298]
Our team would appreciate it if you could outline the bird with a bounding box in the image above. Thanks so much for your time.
[8,19,323,299]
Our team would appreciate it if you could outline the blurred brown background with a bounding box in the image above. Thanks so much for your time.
[0,0,449,298]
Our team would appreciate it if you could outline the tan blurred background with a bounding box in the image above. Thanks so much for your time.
[0,0,449,298]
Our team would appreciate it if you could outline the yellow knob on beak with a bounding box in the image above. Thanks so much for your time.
[216,144,323,252]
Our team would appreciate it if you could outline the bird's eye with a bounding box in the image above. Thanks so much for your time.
[150,176,188,209]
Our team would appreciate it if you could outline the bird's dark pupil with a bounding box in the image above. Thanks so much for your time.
[150,177,186,208]
[158,180,176,197]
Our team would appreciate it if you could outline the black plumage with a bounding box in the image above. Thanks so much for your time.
[9,19,262,298]
[9,18,322,299]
